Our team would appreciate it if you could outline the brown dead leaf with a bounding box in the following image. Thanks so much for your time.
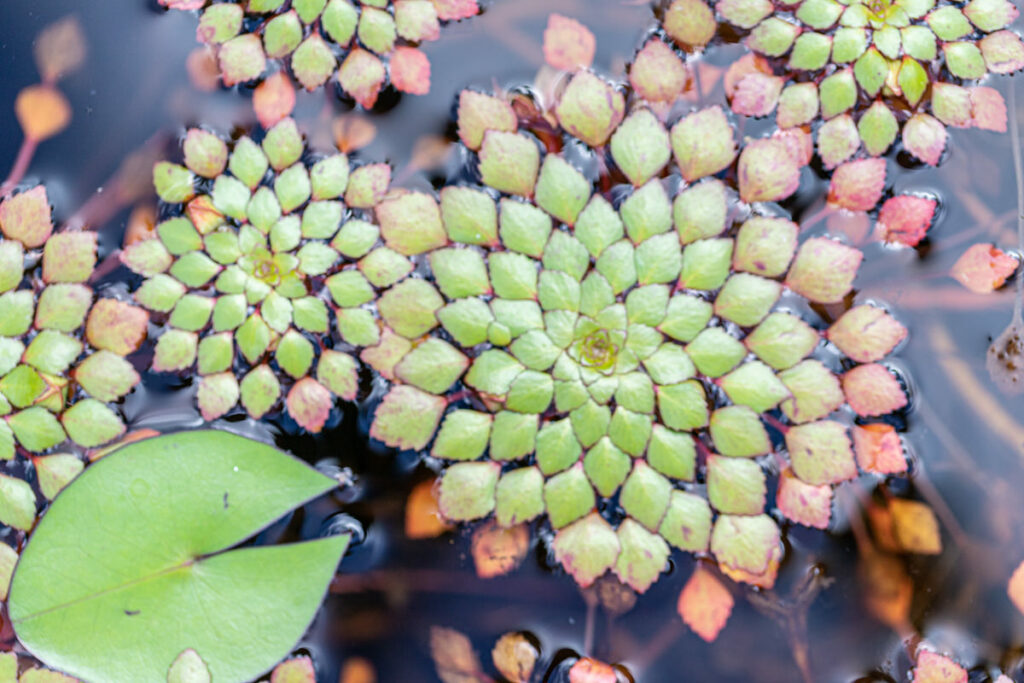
[491,632,537,683]
[123,204,158,247]
[859,549,913,634]
[334,114,377,153]
[593,574,637,616]
[406,135,453,175]
[338,657,376,683]
[35,16,87,83]
[430,626,487,683]
[254,72,296,130]
[890,499,942,555]
[677,565,733,642]
[405,478,450,539]
[866,499,901,553]
[470,520,529,579]
[15,84,71,142]
[186,47,221,92]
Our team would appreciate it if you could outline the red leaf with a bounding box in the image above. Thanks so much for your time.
[543,14,596,71]
[286,377,333,433]
[841,364,908,417]
[431,0,479,21]
[951,243,1018,293]
[828,158,886,211]
[970,86,1008,132]
[390,46,431,96]
[876,194,936,247]
[777,469,832,529]
[159,0,206,8]
[730,73,783,118]
[677,566,733,642]
[253,72,296,129]
[723,53,772,98]
[852,423,906,474]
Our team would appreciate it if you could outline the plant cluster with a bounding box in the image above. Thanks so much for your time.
[161,0,480,106]
[660,0,1022,165]
[0,186,146,466]
[358,70,912,591]
[125,119,399,431]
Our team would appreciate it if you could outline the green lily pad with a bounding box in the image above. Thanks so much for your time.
[9,430,348,683]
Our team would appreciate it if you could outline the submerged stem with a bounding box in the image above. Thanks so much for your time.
[0,137,38,198]
[1009,79,1024,324]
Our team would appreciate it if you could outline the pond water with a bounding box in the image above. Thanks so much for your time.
[2,0,1024,681]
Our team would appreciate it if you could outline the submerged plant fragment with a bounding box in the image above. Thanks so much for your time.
[162,0,482,106]
[361,58,910,601]
[698,0,1022,164]
[128,119,386,431]
[0,185,145,463]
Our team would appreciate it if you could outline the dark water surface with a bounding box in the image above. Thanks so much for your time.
[3,1,1024,681]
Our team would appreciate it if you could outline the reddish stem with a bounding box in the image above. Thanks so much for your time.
[799,205,832,232]
[762,413,789,434]
[0,137,39,198]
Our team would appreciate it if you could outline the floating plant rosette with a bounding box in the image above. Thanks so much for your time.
[0,186,148,519]
[662,0,1024,164]
[160,0,480,107]
[127,118,398,431]
[362,68,913,592]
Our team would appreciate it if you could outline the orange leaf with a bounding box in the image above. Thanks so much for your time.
[339,657,376,683]
[15,84,71,142]
[852,423,907,474]
[890,499,942,555]
[568,658,617,683]
[859,550,913,633]
[912,651,967,683]
[1008,559,1024,616]
[333,114,377,153]
[677,566,733,642]
[122,204,158,247]
[405,478,450,539]
[254,72,296,130]
[35,16,87,83]
[470,520,529,579]
[951,243,1018,294]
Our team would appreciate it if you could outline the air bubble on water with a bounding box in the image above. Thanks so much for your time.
[320,513,365,546]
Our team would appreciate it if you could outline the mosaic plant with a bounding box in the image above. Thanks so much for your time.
[361,67,913,592]
[124,119,403,431]
[659,0,1023,165]
[0,186,147,505]
[161,0,480,107]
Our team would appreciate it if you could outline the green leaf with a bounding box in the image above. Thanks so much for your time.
[9,430,348,683]
[431,410,492,461]
[610,109,671,186]
[551,512,620,587]
[0,473,35,531]
[706,454,766,514]
[656,380,708,431]
[495,467,544,527]
[708,405,770,457]
[658,490,711,551]
[534,155,591,226]
[619,460,671,531]
[62,399,125,448]
[613,518,669,593]
[679,238,733,290]
[437,461,500,521]
[543,463,596,529]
